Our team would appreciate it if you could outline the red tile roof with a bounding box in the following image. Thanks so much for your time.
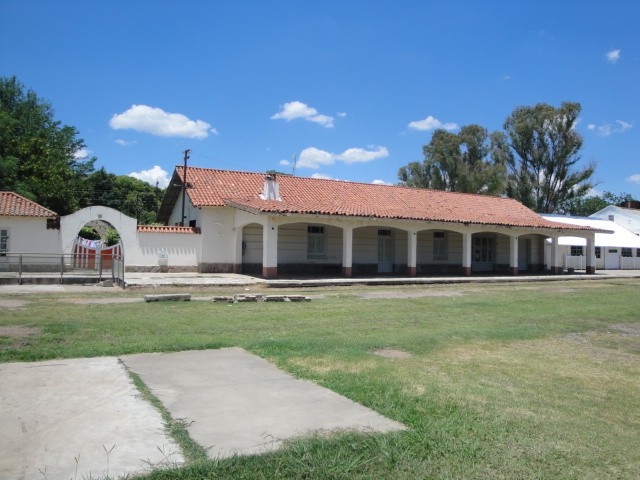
[0,191,57,218]
[137,225,201,234]
[168,167,592,231]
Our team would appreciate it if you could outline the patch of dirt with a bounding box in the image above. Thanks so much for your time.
[610,323,640,336]
[62,297,143,305]
[371,348,413,358]
[359,290,462,299]
[0,299,29,309]
[0,326,41,337]
[527,287,579,294]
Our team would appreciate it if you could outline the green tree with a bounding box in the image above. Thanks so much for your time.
[398,125,507,195]
[0,76,95,214]
[564,191,637,216]
[81,168,164,223]
[503,101,595,213]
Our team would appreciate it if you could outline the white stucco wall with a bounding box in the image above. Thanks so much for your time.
[168,193,199,227]
[131,232,201,267]
[0,217,61,255]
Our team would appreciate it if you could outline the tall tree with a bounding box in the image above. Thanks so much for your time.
[0,76,95,214]
[564,191,637,216]
[398,125,507,195]
[80,168,164,224]
[503,101,595,213]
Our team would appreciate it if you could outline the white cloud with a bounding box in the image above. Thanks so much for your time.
[372,179,393,186]
[74,148,91,159]
[503,75,512,81]
[297,145,389,170]
[337,146,389,164]
[297,147,336,169]
[128,165,170,188]
[279,159,291,166]
[408,115,458,132]
[617,120,632,131]
[114,139,137,146]
[337,112,347,118]
[588,120,632,136]
[606,49,621,63]
[110,105,217,139]
[626,174,640,185]
[271,101,334,128]
[311,173,334,180]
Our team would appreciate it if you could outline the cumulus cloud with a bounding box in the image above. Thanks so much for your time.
[408,115,458,132]
[372,179,393,185]
[128,165,170,188]
[338,146,389,164]
[110,105,217,139]
[271,101,335,128]
[588,120,633,136]
[626,174,640,185]
[74,148,91,159]
[606,49,621,63]
[296,145,389,170]
[297,147,336,169]
[311,173,334,180]
[279,159,291,166]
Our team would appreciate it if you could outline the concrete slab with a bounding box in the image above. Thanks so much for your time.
[0,357,183,480]
[121,348,405,459]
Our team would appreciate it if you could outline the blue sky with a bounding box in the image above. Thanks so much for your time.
[1,1,638,197]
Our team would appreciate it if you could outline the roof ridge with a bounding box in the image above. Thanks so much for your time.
[177,165,515,202]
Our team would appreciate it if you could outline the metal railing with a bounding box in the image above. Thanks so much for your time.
[0,253,125,287]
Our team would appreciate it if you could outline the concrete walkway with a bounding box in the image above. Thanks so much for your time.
[0,357,183,480]
[1,349,404,479]
[121,348,405,459]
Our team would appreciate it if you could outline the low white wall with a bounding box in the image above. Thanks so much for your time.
[131,232,201,268]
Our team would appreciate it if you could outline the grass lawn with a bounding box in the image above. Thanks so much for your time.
[1,279,639,479]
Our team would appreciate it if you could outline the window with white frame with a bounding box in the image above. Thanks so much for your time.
[433,231,448,260]
[595,247,601,259]
[307,225,326,258]
[621,247,632,257]
[570,245,583,256]
[0,229,8,256]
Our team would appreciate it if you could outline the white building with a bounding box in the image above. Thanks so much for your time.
[542,215,640,270]
[590,205,640,236]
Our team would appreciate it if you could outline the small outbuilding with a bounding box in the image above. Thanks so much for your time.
[542,215,640,270]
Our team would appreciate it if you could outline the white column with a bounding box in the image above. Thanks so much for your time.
[262,219,278,278]
[550,237,561,274]
[586,233,596,274]
[462,232,472,276]
[407,230,417,276]
[232,226,243,273]
[342,226,353,277]
[509,235,519,275]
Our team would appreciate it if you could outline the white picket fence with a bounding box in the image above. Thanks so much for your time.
[565,255,640,270]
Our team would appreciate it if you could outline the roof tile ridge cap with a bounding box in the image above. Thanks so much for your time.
[181,165,267,176]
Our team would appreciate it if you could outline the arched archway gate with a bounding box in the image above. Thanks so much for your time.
[60,206,137,285]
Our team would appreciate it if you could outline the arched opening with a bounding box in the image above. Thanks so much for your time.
[471,232,511,273]
[240,222,263,275]
[352,226,407,275]
[72,219,123,271]
[416,228,464,275]
[276,222,343,276]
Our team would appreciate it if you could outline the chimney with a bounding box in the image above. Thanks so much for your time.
[260,174,281,201]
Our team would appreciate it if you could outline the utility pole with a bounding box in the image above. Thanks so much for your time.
[292,154,297,176]
[181,149,191,227]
